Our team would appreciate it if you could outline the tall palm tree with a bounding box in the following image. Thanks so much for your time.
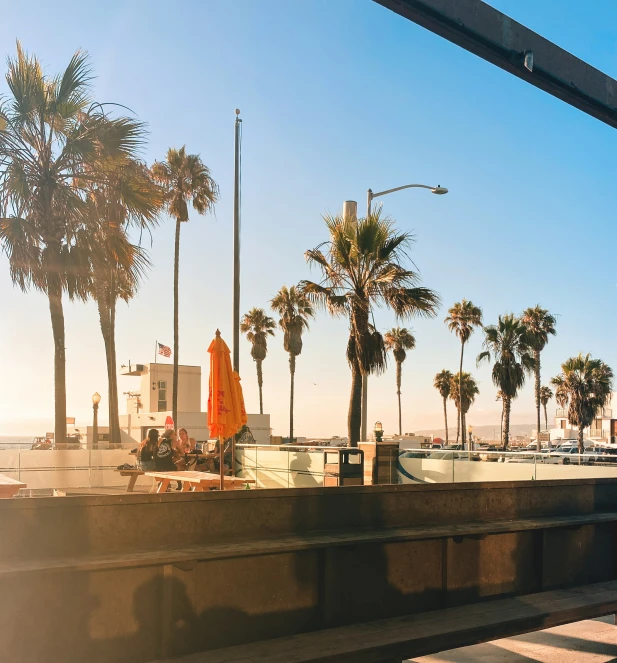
[85,159,162,444]
[449,372,479,444]
[477,314,534,449]
[151,147,218,428]
[433,369,453,443]
[240,308,276,415]
[384,328,416,435]
[540,385,553,432]
[551,354,613,453]
[271,285,314,441]
[0,44,146,443]
[301,209,439,446]
[521,305,557,451]
[445,300,483,448]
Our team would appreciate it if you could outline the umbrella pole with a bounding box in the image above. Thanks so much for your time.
[232,434,236,476]
[219,436,224,491]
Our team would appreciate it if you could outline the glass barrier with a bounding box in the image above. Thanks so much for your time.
[397,448,617,484]
[1,445,615,495]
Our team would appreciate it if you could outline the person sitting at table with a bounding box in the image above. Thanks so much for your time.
[178,428,198,470]
[156,429,184,490]
[137,428,158,471]
[155,429,178,471]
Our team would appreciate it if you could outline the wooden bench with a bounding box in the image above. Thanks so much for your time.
[1,511,615,577]
[0,473,26,498]
[114,468,145,492]
[156,580,617,662]
[146,471,253,493]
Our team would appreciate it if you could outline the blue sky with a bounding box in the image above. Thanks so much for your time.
[1,0,616,436]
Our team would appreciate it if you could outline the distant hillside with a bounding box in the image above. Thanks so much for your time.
[414,423,535,441]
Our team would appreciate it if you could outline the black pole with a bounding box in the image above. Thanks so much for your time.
[233,110,242,373]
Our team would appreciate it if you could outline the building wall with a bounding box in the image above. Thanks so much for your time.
[139,363,201,413]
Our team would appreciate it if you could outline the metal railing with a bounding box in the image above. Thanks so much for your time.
[589,429,609,439]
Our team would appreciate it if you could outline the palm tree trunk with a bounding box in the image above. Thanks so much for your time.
[348,358,362,447]
[108,295,121,445]
[543,403,548,431]
[289,353,296,442]
[173,218,181,429]
[48,287,67,445]
[535,350,541,452]
[459,341,465,448]
[456,407,460,444]
[396,360,402,436]
[503,396,511,450]
[577,425,584,454]
[443,397,449,444]
[95,289,113,447]
[256,359,264,415]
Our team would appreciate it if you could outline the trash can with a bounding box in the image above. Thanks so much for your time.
[323,448,364,487]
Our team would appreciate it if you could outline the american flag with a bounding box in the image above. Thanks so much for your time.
[158,342,172,358]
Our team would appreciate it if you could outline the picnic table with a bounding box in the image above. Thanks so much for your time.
[145,470,253,493]
[0,473,26,498]
[115,468,145,492]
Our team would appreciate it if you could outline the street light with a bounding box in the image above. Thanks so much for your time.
[467,424,474,451]
[374,421,384,442]
[92,392,101,448]
[361,182,448,443]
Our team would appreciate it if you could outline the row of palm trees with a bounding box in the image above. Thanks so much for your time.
[434,308,612,452]
[0,46,218,443]
[240,286,314,441]
[1,48,612,451]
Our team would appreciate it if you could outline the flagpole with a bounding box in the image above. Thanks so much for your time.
[232,109,242,374]
[154,340,157,365]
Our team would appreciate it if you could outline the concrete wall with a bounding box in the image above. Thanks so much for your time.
[1,479,616,662]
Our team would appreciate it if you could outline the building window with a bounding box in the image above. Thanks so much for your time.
[158,380,167,412]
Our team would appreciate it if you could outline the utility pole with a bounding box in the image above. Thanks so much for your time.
[233,109,242,373]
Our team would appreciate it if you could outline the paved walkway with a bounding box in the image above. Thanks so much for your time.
[411,616,617,662]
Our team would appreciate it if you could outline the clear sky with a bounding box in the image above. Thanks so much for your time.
[1,0,616,437]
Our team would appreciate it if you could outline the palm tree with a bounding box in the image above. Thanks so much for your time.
[151,147,218,429]
[85,160,162,444]
[539,385,553,432]
[301,209,440,446]
[271,285,314,441]
[551,354,613,453]
[433,370,453,443]
[521,305,557,450]
[384,328,416,435]
[240,308,276,415]
[445,300,483,448]
[477,314,534,449]
[0,44,146,443]
[449,372,479,444]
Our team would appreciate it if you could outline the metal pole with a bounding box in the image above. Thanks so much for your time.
[93,403,99,450]
[233,110,242,373]
[360,190,373,444]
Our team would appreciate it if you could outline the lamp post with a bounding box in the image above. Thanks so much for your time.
[467,424,474,451]
[374,421,384,442]
[361,183,448,443]
[92,392,101,448]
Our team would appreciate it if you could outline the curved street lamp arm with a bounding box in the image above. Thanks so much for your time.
[370,183,434,200]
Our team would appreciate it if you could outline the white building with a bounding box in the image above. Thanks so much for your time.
[549,399,616,444]
[114,362,271,447]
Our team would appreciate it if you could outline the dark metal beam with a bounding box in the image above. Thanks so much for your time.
[374,0,617,129]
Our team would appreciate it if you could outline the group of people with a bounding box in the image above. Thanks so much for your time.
[136,427,232,479]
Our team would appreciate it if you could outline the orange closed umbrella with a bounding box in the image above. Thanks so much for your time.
[208,330,246,489]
